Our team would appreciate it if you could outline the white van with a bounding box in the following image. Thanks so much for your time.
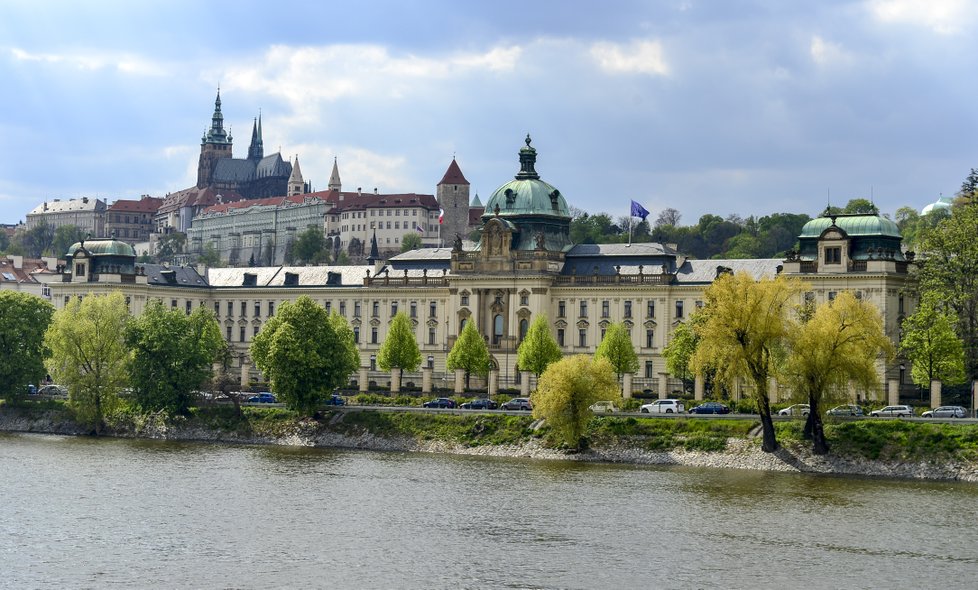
[639,399,685,414]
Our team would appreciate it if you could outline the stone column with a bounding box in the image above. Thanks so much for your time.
[694,374,704,401]
[930,380,942,409]
[973,380,978,418]
[359,367,369,393]
[390,368,401,393]
[454,369,466,394]
[887,379,899,406]
[488,369,499,398]
[657,372,669,400]
[520,371,532,396]
[768,377,779,404]
[239,357,250,390]
[622,373,633,399]
[422,367,432,394]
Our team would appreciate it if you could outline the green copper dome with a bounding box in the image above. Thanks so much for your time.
[799,214,901,239]
[66,238,137,258]
[482,135,571,219]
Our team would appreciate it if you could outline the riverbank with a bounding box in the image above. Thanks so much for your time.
[2,403,977,482]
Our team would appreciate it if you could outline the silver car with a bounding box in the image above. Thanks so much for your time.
[921,406,966,418]
[870,405,915,418]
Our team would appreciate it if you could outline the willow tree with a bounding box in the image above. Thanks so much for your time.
[45,293,129,433]
[595,322,639,388]
[691,273,801,452]
[446,320,490,390]
[516,315,562,380]
[784,292,894,454]
[532,355,618,449]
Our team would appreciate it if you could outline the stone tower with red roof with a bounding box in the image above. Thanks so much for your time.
[437,158,470,246]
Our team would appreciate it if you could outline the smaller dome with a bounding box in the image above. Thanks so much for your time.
[921,196,953,215]
[799,214,901,239]
[66,238,136,258]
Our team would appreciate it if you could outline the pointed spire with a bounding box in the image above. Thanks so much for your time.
[470,193,483,208]
[328,157,342,191]
[515,134,539,180]
[203,88,230,145]
[288,155,304,196]
[368,230,380,262]
[248,115,264,161]
[438,157,469,185]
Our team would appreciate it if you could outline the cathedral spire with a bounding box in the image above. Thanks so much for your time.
[328,157,342,191]
[248,114,264,161]
[288,155,304,196]
[203,89,229,145]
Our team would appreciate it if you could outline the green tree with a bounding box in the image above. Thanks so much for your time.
[900,301,966,388]
[916,205,978,379]
[250,296,359,415]
[208,339,247,416]
[197,243,222,267]
[842,198,879,215]
[516,315,562,379]
[595,322,638,386]
[44,293,128,433]
[531,355,618,448]
[378,312,422,372]
[446,320,490,389]
[400,232,423,252]
[691,273,802,452]
[784,292,894,454]
[329,311,361,380]
[156,232,186,263]
[125,301,223,414]
[0,291,54,397]
[290,227,330,265]
[16,222,56,258]
[51,225,85,258]
[663,317,700,393]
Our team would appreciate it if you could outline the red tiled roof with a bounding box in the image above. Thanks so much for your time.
[202,193,325,215]
[318,190,439,214]
[108,196,164,213]
[438,159,469,185]
[158,186,245,214]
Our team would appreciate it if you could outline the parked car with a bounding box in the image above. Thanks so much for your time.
[36,384,68,397]
[689,401,731,415]
[422,397,457,409]
[826,404,864,417]
[247,392,277,403]
[460,398,499,410]
[778,404,810,417]
[870,405,915,418]
[640,399,685,414]
[589,400,619,413]
[501,397,533,411]
[921,406,966,418]
[324,393,346,406]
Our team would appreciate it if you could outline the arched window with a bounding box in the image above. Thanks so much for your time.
[460,318,467,331]
[493,314,504,345]
[519,318,528,342]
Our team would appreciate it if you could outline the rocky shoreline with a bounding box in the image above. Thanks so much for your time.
[3,408,977,483]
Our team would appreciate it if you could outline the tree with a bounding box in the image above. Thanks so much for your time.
[531,355,618,449]
[250,296,359,415]
[691,273,802,452]
[125,301,223,414]
[915,205,978,379]
[655,208,681,228]
[842,198,879,215]
[516,315,562,380]
[208,339,247,417]
[400,232,423,252]
[0,291,54,398]
[378,312,422,373]
[51,225,85,258]
[290,227,330,265]
[594,322,638,386]
[156,232,186,262]
[784,292,894,454]
[900,301,966,388]
[446,320,490,389]
[663,317,699,393]
[17,222,56,258]
[197,243,222,267]
[957,167,978,203]
[329,311,361,381]
[44,293,128,433]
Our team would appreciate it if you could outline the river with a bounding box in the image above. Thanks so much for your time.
[2,432,976,589]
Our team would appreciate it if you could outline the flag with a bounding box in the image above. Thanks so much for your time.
[416,224,425,234]
[438,209,445,224]
[630,200,650,221]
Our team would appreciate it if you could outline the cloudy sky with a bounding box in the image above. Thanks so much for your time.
[1,0,975,226]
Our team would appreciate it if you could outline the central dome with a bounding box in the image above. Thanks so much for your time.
[482,135,571,219]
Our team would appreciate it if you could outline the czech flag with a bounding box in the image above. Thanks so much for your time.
[439,209,445,224]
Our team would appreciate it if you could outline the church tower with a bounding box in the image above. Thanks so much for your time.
[437,157,471,245]
[288,155,305,196]
[247,114,264,162]
[327,157,342,191]
[197,90,233,188]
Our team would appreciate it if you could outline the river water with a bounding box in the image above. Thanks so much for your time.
[2,433,977,589]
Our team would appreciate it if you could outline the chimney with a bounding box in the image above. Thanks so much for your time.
[357,187,362,196]
[373,187,378,195]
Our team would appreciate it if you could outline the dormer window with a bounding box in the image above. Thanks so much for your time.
[824,247,842,264]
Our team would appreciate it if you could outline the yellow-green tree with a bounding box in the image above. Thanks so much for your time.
[378,312,422,373]
[595,322,639,386]
[45,293,129,433]
[516,315,562,379]
[784,292,894,454]
[532,355,618,448]
[900,301,966,388]
[446,320,490,390]
[691,273,801,452]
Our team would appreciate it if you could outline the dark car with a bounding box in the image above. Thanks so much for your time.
[460,398,498,410]
[247,392,277,403]
[501,397,533,411]
[689,401,731,415]
[325,393,345,406]
[423,397,457,409]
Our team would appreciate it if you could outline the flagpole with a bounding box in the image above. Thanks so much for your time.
[628,211,633,246]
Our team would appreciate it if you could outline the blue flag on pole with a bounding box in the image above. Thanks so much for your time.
[630,200,650,221]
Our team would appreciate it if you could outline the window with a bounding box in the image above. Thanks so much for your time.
[602,300,610,318]
[558,301,566,318]
[373,301,380,317]
[624,300,632,319]
[340,301,347,316]
[239,326,246,342]
[214,301,220,316]
[645,361,655,379]
[391,302,398,316]
[410,302,417,318]
[675,301,684,319]
[254,302,261,318]
[493,315,503,345]
[646,329,654,348]
[461,293,469,306]
[353,327,360,343]
[325,301,331,314]
[579,329,587,348]
[371,327,378,344]
[825,246,841,264]
[268,302,275,316]
[557,329,565,347]
[519,318,529,341]
[898,294,904,315]
[253,326,260,338]
[600,328,606,341]
[240,301,246,316]
[186,301,192,315]
[460,318,467,331]
[695,300,703,309]
[226,326,232,341]
[227,301,233,315]
[429,301,436,317]
[171,299,178,309]
[370,355,376,371]
[428,327,436,345]
[354,301,360,317]
[427,356,435,369]
[580,301,588,317]
[520,293,529,306]
[647,300,655,318]
[828,291,837,302]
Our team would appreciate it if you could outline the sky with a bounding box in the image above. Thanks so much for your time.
[1,0,976,227]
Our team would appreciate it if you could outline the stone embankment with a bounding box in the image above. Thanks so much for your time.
[3,408,977,482]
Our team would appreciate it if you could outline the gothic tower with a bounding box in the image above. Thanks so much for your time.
[437,157,470,245]
[197,90,233,188]
[328,157,342,191]
[288,155,305,196]
[247,114,264,162]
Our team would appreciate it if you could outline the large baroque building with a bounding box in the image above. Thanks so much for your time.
[49,137,915,402]
[26,197,107,235]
